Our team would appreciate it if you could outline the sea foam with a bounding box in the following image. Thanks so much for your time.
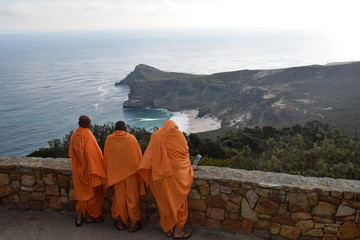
[170,112,190,133]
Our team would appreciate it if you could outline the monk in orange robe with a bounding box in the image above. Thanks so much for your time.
[103,121,145,232]
[138,120,198,239]
[69,115,106,227]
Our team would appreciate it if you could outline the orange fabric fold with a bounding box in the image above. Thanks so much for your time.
[69,127,106,215]
[137,128,173,183]
[104,130,145,223]
[76,185,104,218]
[104,130,145,192]
[138,120,194,232]
[112,174,142,225]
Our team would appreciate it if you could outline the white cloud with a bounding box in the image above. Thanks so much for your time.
[0,0,359,32]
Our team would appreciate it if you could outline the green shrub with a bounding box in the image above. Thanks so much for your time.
[28,120,360,180]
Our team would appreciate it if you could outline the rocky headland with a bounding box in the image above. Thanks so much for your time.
[116,62,360,134]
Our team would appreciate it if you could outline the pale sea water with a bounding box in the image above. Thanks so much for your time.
[0,29,359,156]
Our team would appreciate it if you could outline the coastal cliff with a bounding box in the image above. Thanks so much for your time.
[116,62,360,134]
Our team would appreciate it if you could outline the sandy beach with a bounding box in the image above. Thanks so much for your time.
[182,109,221,133]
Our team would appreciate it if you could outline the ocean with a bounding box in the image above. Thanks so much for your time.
[0,29,359,156]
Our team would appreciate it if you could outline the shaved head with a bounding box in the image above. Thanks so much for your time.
[115,121,127,131]
[78,115,91,128]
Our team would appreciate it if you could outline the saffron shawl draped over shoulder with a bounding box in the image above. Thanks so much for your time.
[138,120,194,232]
[69,127,106,201]
[104,130,145,191]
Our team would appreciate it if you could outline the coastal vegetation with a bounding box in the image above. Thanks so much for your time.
[28,120,360,180]
[27,123,153,158]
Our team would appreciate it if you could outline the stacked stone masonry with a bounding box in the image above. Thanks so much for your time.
[1,157,360,239]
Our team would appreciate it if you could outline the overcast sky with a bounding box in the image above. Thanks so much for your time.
[0,0,359,34]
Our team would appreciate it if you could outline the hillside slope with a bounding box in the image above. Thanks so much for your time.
[116,62,360,135]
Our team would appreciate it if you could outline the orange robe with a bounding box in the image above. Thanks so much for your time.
[138,120,194,232]
[104,130,145,225]
[69,127,106,218]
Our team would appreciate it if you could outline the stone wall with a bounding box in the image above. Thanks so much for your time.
[1,157,360,239]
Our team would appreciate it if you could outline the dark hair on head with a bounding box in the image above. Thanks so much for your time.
[78,115,91,128]
[115,121,127,131]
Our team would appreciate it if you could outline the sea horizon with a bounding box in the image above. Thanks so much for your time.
[1,29,359,156]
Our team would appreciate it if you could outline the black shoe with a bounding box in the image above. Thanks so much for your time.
[75,218,83,227]
[128,222,142,233]
[114,220,125,231]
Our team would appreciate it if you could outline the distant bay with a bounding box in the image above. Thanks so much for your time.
[0,29,359,156]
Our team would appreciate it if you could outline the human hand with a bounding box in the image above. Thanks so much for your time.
[192,165,201,170]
